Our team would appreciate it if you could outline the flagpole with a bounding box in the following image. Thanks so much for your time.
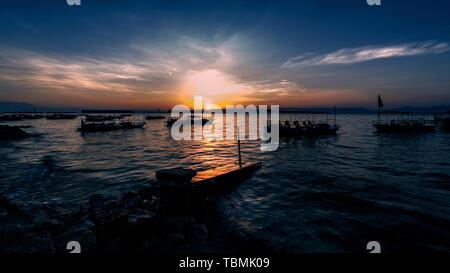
[378,94,381,125]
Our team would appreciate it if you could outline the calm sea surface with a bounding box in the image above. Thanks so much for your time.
[1,114,449,252]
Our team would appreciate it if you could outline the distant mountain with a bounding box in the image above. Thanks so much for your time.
[280,105,450,114]
[280,107,376,114]
[390,105,450,113]
[1,101,449,114]
[0,101,36,113]
[0,101,80,113]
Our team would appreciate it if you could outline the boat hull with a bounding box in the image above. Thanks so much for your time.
[279,125,340,136]
[78,122,145,132]
[373,123,436,133]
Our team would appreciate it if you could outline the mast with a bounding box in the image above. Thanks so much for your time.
[333,106,336,125]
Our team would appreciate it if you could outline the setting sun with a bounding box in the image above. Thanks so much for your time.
[180,69,251,107]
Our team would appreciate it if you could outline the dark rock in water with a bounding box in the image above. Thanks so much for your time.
[89,194,106,209]
[109,209,129,225]
[41,219,65,235]
[0,224,31,242]
[103,199,123,211]
[142,196,160,213]
[138,185,155,198]
[0,125,29,140]
[122,191,139,200]
[4,199,26,213]
[46,205,75,226]
[1,231,54,253]
[55,223,97,253]
[190,223,209,241]
[0,206,7,218]
[123,196,140,210]
[127,209,155,226]
[89,208,106,225]
[166,232,185,245]
[0,181,226,253]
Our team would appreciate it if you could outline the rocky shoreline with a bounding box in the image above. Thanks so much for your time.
[0,180,269,254]
[0,125,29,140]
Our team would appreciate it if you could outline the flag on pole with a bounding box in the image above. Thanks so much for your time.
[378,94,383,108]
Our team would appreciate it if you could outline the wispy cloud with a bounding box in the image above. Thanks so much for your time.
[282,41,449,68]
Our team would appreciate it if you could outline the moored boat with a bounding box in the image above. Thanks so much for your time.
[47,113,78,120]
[275,109,340,136]
[78,110,145,132]
[372,111,436,133]
[166,116,209,127]
[145,115,165,120]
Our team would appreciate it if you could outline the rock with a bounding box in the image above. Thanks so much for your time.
[47,206,74,225]
[41,219,65,235]
[84,220,95,229]
[89,208,106,225]
[127,209,155,225]
[109,209,129,225]
[138,185,155,198]
[190,224,208,241]
[5,200,27,213]
[0,206,7,218]
[0,224,31,242]
[29,207,50,228]
[122,191,139,200]
[0,231,55,253]
[89,194,106,209]
[103,199,123,210]
[55,223,97,253]
[0,125,29,140]
[166,232,185,245]
[0,196,9,207]
[123,197,140,210]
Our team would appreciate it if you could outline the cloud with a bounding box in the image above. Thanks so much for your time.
[282,41,450,68]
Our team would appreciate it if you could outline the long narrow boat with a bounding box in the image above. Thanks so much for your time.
[47,113,78,120]
[78,110,145,132]
[145,115,165,120]
[275,109,340,136]
[155,162,261,194]
[166,116,209,127]
[372,111,436,133]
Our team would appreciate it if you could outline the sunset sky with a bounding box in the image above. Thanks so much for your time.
[0,0,449,109]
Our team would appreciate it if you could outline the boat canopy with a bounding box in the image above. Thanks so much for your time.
[279,110,330,114]
[81,110,135,114]
[381,110,413,114]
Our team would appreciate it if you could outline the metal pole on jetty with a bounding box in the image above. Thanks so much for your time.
[237,127,242,168]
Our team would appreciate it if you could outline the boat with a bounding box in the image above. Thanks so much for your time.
[435,110,450,131]
[156,162,261,193]
[78,110,145,132]
[155,125,261,194]
[274,109,340,136]
[166,115,209,127]
[47,113,78,120]
[0,114,24,121]
[145,115,165,120]
[372,111,436,133]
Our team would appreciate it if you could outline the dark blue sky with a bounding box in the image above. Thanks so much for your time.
[0,0,449,108]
